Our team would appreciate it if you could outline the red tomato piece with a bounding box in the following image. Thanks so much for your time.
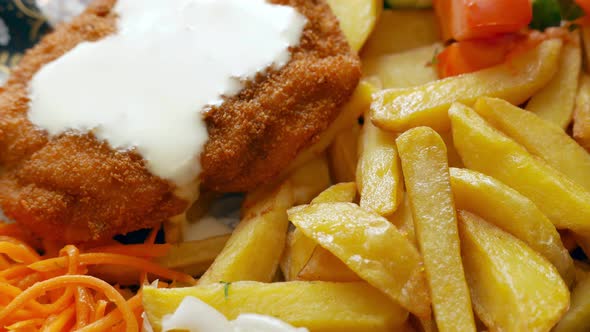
[434,0,533,41]
[436,35,522,78]
[577,0,590,15]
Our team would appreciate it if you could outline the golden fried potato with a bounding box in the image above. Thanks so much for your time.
[450,167,574,285]
[371,39,562,132]
[357,120,403,216]
[458,210,570,332]
[156,235,230,277]
[526,33,581,128]
[289,155,332,205]
[396,127,476,332]
[143,281,409,332]
[288,202,431,318]
[361,9,440,58]
[280,182,357,281]
[199,181,295,284]
[328,124,361,183]
[327,0,382,52]
[286,81,374,173]
[297,246,361,282]
[554,274,590,332]
[387,194,416,246]
[363,43,441,89]
[450,103,590,236]
[476,97,590,192]
[573,75,590,151]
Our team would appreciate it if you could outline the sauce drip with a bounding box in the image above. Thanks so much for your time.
[27,0,307,199]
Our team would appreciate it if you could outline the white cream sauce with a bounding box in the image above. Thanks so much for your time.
[27,0,307,200]
[159,296,309,332]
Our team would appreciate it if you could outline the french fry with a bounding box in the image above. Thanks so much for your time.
[458,210,570,332]
[143,281,409,332]
[289,155,332,205]
[280,183,357,281]
[361,9,440,58]
[449,167,574,285]
[554,274,590,332]
[156,235,230,277]
[286,81,374,174]
[297,246,361,282]
[476,97,590,193]
[526,33,581,128]
[387,194,416,246]
[326,0,382,52]
[396,127,476,332]
[328,124,361,183]
[287,202,431,318]
[449,103,590,236]
[199,181,295,284]
[363,43,441,89]
[357,120,403,216]
[371,39,562,132]
[439,130,463,168]
[573,75,590,151]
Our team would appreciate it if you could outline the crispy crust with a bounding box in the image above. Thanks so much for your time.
[0,0,360,242]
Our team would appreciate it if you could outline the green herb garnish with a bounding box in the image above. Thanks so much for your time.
[220,281,231,300]
[531,0,563,30]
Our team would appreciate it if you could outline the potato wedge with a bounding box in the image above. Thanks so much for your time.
[289,155,332,205]
[361,9,440,58]
[458,210,570,332]
[287,202,431,318]
[327,0,382,52]
[554,274,590,332]
[396,127,475,332]
[280,183,357,281]
[328,124,361,183]
[156,235,230,277]
[199,181,295,284]
[476,97,590,192]
[449,103,590,235]
[371,39,562,132]
[526,33,581,128]
[449,167,574,284]
[286,81,374,174]
[143,281,409,332]
[357,120,403,216]
[573,75,590,151]
[297,246,361,282]
[363,43,441,89]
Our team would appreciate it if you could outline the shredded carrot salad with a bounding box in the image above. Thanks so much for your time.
[0,223,196,331]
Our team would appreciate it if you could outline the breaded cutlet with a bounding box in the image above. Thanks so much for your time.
[0,0,360,242]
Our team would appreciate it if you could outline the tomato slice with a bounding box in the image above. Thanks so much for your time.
[436,35,522,78]
[434,0,533,41]
[577,0,590,15]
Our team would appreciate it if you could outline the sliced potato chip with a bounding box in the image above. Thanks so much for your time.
[371,39,562,132]
[357,120,403,216]
[526,33,581,128]
[450,167,574,285]
[199,181,294,284]
[476,97,590,193]
[458,210,570,332]
[143,281,409,332]
[288,202,431,318]
[449,103,590,236]
[397,127,476,332]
